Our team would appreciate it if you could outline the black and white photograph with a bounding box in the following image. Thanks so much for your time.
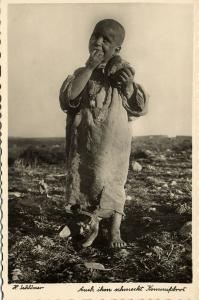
[2,1,198,299]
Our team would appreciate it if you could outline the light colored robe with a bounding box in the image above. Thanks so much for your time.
[59,66,148,217]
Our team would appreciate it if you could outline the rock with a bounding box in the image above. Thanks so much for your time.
[179,222,192,238]
[118,249,130,257]
[11,269,22,281]
[147,165,156,170]
[147,176,163,186]
[147,176,169,190]
[169,192,175,199]
[155,154,166,162]
[131,161,142,172]
[162,183,168,189]
[39,179,49,195]
[36,261,46,266]
[52,173,66,179]
[126,195,132,201]
[176,189,184,195]
[9,192,23,198]
[171,180,177,186]
[132,149,155,160]
[59,225,71,238]
[55,173,66,178]
[149,207,156,212]
[145,149,154,155]
[84,262,110,271]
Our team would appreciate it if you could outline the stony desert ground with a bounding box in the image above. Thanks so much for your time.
[8,135,192,283]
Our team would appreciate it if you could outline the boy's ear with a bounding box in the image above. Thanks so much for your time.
[115,46,121,54]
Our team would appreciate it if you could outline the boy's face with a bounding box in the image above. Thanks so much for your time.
[89,24,122,63]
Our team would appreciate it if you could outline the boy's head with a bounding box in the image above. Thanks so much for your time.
[89,19,125,63]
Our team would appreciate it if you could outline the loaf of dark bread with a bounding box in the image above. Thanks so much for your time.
[104,55,135,87]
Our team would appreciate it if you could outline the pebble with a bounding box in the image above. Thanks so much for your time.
[176,189,184,195]
[169,192,175,199]
[155,154,166,162]
[149,207,156,212]
[118,249,130,257]
[9,192,22,198]
[147,165,156,170]
[59,225,71,238]
[143,149,155,159]
[131,161,142,172]
[171,180,177,186]
[126,195,132,201]
[162,183,168,189]
[147,176,163,185]
[84,262,110,271]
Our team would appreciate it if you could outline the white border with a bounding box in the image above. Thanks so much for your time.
[1,0,199,299]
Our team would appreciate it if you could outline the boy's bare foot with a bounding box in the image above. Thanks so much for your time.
[110,237,127,248]
[110,212,126,248]
[82,216,100,248]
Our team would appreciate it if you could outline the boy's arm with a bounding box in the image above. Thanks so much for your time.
[115,67,149,118]
[59,67,92,112]
[59,50,104,112]
[125,82,149,117]
[69,67,93,100]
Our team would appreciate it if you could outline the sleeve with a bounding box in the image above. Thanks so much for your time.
[59,68,84,114]
[122,82,149,121]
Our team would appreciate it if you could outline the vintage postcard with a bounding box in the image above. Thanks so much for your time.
[1,0,199,299]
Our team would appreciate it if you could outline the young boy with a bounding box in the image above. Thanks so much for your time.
[59,19,148,248]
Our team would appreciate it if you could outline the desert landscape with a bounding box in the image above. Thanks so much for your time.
[8,135,192,283]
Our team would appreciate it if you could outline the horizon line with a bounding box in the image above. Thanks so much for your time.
[8,134,192,139]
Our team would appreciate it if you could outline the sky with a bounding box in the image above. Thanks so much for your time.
[8,3,193,137]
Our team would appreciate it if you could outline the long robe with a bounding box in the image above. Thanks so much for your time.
[59,65,148,217]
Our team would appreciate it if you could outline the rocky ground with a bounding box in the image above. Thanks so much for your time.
[8,136,192,283]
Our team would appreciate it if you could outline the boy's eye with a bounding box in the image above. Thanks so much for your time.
[90,33,110,44]
[103,35,111,43]
[103,38,109,43]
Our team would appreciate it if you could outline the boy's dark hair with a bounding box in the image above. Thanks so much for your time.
[95,19,125,46]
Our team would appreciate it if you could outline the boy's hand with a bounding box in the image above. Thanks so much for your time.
[115,67,134,87]
[86,50,104,70]
[115,67,135,98]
